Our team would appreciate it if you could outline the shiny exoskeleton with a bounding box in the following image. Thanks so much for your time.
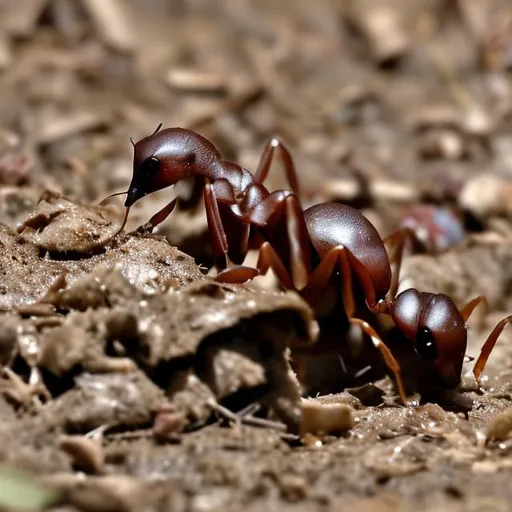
[105,125,511,403]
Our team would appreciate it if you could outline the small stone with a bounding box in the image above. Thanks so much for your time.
[459,174,512,219]
[279,474,308,502]
[486,408,512,443]
[300,399,354,436]
[153,407,187,440]
[60,435,105,474]
[472,460,498,474]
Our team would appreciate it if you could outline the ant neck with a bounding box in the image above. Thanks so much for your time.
[206,160,243,183]
[201,160,226,181]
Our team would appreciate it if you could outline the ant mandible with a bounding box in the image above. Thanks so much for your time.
[105,125,511,404]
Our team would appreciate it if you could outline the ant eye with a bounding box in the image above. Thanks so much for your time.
[140,157,161,177]
[416,326,438,361]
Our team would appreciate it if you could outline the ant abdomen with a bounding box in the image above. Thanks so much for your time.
[304,202,391,301]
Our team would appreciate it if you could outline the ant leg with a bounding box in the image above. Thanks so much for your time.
[255,138,300,197]
[473,315,512,381]
[218,203,250,265]
[301,245,355,311]
[351,319,408,405]
[248,190,312,290]
[204,183,258,283]
[132,198,178,235]
[204,183,229,263]
[215,266,259,283]
[302,245,382,320]
[301,245,407,404]
[460,295,488,322]
[205,178,250,264]
[256,242,295,290]
[148,198,178,228]
[217,241,297,287]
[298,229,409,315]
[133,177,236,236]
[382,228,415,301]
[300,242,382,314]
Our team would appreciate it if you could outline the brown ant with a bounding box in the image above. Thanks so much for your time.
[104,125,511,404]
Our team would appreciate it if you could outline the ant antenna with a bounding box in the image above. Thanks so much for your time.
[98,190,128,205]
[151,123,163,136]
[101,207,131,246]
[110,207,130,239]
[130,137,135,147]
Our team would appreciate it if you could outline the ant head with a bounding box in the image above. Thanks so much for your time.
[389,289,467,389]
[125,126,221,207]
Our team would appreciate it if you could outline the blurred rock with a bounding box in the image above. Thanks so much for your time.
[459,174,512,220]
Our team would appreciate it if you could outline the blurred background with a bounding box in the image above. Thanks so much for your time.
[1,0,512,257]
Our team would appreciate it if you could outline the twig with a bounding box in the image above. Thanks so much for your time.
[239,415,287,432]
[208,399,287,432]
[323,178,419,204]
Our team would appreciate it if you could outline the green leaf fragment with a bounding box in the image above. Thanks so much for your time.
[0,467,60,510]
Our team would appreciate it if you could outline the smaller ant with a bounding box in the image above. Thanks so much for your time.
[104,125,512,404]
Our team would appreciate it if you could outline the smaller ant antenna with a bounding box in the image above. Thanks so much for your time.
[152,123,163,136]
[354,365,372,379]
[338,354,348,375]
[130,137,135,147]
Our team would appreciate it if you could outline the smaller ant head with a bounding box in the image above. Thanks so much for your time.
[126,126,221,207]
[389,289,467,388]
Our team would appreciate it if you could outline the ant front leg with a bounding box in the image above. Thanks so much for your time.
[204,182,231,265]
[301,246,408,405]
[255,138,301,197]
[205,182,259,283]
[218,190,312,286]
[218,203,250,266]
[132,198,178,235]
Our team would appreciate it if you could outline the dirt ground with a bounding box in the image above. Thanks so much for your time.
[1,1,512,511]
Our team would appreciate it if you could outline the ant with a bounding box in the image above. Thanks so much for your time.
[104,125,512,404]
